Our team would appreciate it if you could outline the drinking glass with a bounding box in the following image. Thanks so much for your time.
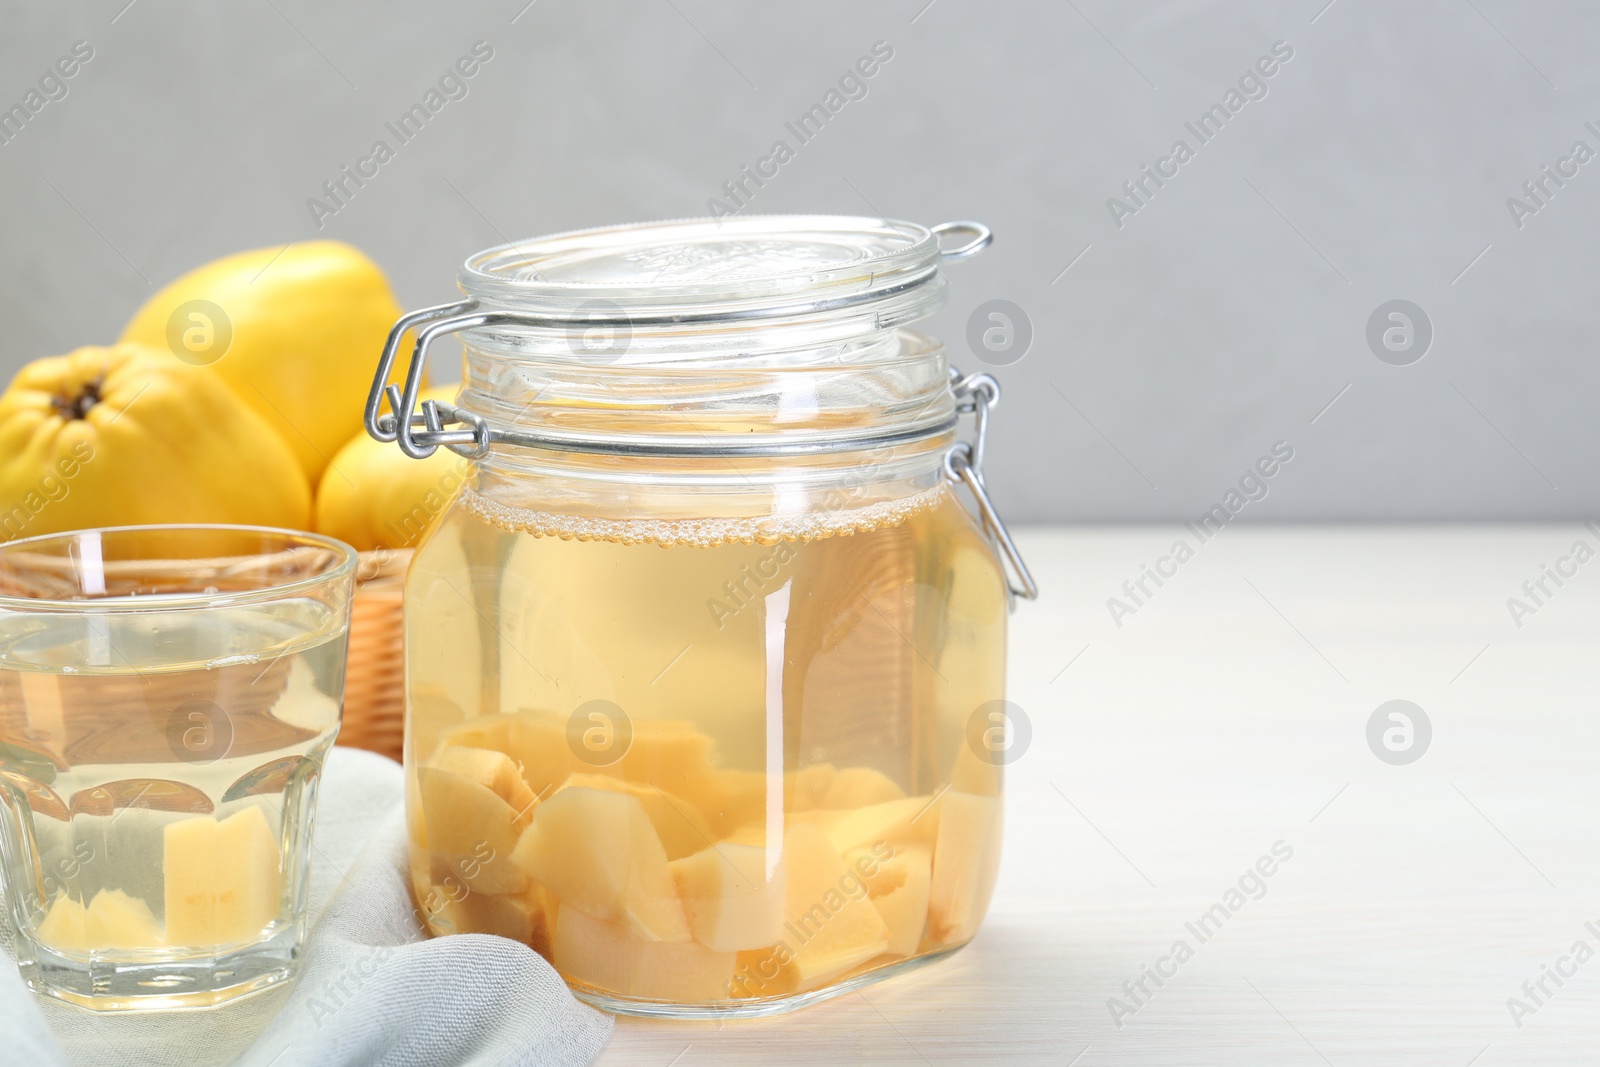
[0,525,356,1010]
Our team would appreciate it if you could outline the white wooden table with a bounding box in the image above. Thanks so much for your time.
[596,526,1600,1066]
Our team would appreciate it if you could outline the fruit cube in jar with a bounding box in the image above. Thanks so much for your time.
[862,845,933,958]
[509,783,690,943]
[823,767,906,809]
[407,702,1006,1010]
[767,823,891,991]
[929,792,1003,945]
[553,902,735,1002]
[418,765,528,895]
[670,841,785,953]
[430,745,538,819]
[560,773,716,862]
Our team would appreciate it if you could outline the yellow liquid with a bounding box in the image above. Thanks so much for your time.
[0,599,344,1007]
[405,486,1008,1012]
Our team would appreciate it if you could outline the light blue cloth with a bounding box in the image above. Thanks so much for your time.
[0,747,613,1067]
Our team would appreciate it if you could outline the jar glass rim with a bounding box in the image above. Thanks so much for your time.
[456,214,943,321]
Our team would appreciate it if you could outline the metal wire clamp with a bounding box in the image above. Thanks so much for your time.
[946,369,1039,601]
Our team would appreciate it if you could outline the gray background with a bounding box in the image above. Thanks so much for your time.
[2,0,1596,523]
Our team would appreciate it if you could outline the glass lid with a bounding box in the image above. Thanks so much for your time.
[457,215,979,320]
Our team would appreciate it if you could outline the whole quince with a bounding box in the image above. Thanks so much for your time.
[0,345,311,537]
[120,240,412,484]
[314,385,468,552]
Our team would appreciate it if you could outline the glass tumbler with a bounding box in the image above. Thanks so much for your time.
[0,525,356,1010]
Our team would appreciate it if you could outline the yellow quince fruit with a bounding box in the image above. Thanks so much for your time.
[0,345,311,538]
[313,385,467,552]
[120,240,414,484]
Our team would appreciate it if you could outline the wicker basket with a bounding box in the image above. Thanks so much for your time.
[337,549,411,763]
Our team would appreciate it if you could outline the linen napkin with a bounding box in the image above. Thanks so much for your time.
[0,746,613,1067]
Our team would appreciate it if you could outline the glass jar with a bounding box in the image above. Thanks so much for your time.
[367,215,1036,1017]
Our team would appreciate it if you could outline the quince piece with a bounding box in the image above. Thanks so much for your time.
[163,805,282,947]
[163,812,217,946]
[560,773,713,861]
[928,792,1002,945]
[552,902,735,1003]
[509,784,690,943]
[822,767,906,809]
[504,710,593,799]
[669,841,785,952]
[431,745,537,826]
[442,889,550,954]
[500,714,721,802]
[721,820,771,848]
[785,764,836,811]
[86,888,165,949]
[729,946,797,999]
[681,768,769,838]
[418,766,527,894]
[948,740,1001,798]
[619,720,717,796]
[863,845,932,956]
[436,711,515,758]
[813,796,936,855]
[525,882,557,958]
[36,895,88,952]
[843,843,906,897]
[212,805,281,944]
[774,823,889,990]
